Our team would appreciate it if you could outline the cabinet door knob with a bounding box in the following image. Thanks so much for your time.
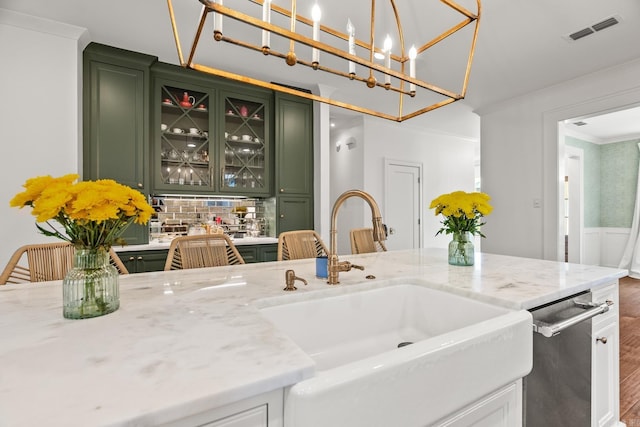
[137,256,143,260]
[279,188,285,193]
[137,183,143,188]
[280,214,285,219]
[596,337,608,344]
[129,257,135,261]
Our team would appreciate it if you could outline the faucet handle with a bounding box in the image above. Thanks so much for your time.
[284,269,308,291]
[350,263,365,271]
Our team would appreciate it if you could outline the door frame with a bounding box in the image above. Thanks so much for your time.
[564,144,584,263]
[383,158,424,249]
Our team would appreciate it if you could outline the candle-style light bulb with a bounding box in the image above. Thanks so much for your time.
[261,0,271,51]
[213,0,223,39]
[408,45,417,93]
[383,35,392,86]
[311,3,321,67]
[347,19,355,76]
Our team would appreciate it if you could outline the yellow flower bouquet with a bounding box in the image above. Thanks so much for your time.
[10,174,154,319]
[429,191,493,266]
[10,174,154,250]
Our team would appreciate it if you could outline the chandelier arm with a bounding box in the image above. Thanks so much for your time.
[247,0,397,62]
[207,3,460,99]
[190,62,401,121]
[187,5,210,67]
[217,34,415,96]
[167,0,185,65]
[401,98,457,121]
[417,17,473,55]
[387,0,405,116]
[369,0,376,69]
[439,0,477,20]
[460,0,482,96]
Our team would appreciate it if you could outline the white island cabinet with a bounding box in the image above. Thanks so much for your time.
[162,389,283,427]
[592,283,621,427]
[0,249,626,426]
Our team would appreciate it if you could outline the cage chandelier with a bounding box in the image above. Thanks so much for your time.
[167,0,481,122]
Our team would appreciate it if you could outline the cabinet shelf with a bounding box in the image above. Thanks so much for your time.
[162,103,208,114]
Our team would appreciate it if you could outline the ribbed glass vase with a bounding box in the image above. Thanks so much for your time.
[63,248,120,319]
[448,232,475,266]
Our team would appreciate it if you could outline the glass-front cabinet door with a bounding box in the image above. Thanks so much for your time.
[156,82,214,190]
[221,93,270,195]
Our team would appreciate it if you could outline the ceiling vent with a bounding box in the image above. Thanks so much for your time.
[569,28,594,41]
[565,15,622,42]
[573,121,588,127]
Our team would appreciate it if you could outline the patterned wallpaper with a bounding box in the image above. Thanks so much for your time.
[566,136,640,228]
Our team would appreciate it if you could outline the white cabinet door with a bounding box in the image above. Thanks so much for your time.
[202,405,267,427]
[160,389,283,427]
[436,381,522,427]
[591,283,620,427]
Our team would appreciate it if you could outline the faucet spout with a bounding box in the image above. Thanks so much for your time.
[328,190,386,285]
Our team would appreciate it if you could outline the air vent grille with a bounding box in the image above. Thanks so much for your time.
[592,16,619,32]
[565,15,621,42]
[573,121,588,127]
[569,28,594,41]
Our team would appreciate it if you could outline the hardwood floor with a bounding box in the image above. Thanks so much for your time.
[619,276,640,425]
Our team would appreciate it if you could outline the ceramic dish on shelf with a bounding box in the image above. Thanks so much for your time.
[231,135,239,141]
[241,135,252,141]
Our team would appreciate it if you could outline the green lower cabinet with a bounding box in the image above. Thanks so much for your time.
[236,246,258,263]
[119,249,168,273]
[259,244,278,262]
[237,244,277,263]
[118,243,277,272]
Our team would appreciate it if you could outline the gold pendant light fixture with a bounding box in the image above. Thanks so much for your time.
[167,0,481,122]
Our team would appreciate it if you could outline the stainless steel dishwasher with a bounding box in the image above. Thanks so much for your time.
[523,290,613,426]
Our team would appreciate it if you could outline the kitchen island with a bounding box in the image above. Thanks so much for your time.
[0,249,626,426]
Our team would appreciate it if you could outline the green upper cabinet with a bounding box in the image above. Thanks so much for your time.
[83,43,157,245]
[275,93,314,196]
[274,93,314,233]
[153,75,216,192]
[220,90,272,196]
[151,63,273,196]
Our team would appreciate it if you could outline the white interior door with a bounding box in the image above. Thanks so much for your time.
[384,159,422,250]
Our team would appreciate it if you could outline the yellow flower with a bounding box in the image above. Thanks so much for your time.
[429,190,493,237]
[10,174,153,250]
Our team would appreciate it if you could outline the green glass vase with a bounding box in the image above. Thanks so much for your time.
[63,248,120,319]
[448,232,475,266]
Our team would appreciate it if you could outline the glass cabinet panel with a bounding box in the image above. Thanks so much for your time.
[222,96,267,192]
[159,85,212,187]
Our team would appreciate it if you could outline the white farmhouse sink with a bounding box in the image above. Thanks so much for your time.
[259,283,532,427]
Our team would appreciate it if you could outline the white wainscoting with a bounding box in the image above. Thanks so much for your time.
[582,228,631,268]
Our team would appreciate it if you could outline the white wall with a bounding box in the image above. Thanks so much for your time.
[479,57,640,260]
[329,117,365,255]
[362,117,477,250]
[328,113,478,254]
[0,10,87,270]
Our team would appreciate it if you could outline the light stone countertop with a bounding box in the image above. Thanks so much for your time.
[0,248,626,426]
[113,236,279,252]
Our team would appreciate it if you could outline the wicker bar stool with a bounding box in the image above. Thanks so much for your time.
[349,228,388,254]
[277,230,328,261]
[164,234,245,270]
[0,242,129,285]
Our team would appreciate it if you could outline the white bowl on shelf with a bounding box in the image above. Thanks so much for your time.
[241,134,252,141]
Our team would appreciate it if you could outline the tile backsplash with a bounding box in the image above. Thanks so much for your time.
[150,195,271,239]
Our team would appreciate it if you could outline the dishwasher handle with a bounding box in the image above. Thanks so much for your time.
[532,300,613,338]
